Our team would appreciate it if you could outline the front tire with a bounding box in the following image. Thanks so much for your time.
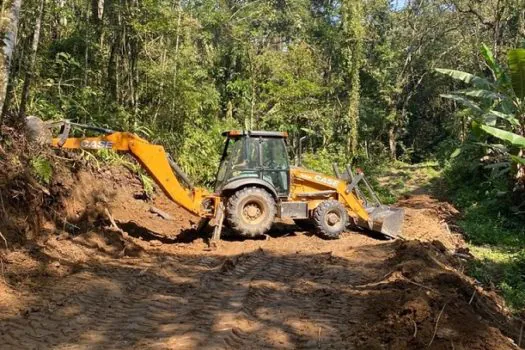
[226,187,276,237]
[313,200,348,239]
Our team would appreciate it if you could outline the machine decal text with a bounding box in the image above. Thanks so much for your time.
[314,175,339,187]
[80,140,113,149]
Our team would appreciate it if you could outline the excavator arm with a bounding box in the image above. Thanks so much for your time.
[40,120,215,217]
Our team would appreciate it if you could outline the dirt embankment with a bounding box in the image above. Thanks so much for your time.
[0,158,523,349]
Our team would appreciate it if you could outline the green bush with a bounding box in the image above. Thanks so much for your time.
[176,118,241,187]
[30,155,53,184]
[444,142,525,314]
[302,147,397,204]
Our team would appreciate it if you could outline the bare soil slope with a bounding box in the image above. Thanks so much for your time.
[0,166,522,349]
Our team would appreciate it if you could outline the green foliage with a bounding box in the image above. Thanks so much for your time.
[12,0,520,174]
[30,155,53,184]
[443,143,525,313]
[468,247,525,312]
[139,173,155,199]
[302,147,346,175]
[435,68,492,89]
[437,45,525,200]
[478,123,525,147]
[177,118,241,187]
[508,49,525,99]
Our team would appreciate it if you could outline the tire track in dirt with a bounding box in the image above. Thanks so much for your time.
[195,251,268,349]
[241,254,369,348]
[0,263,203,349]
[1,232,519,349]
[0,249,373,349]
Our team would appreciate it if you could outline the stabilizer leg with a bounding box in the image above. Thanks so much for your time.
[210,203,225,248]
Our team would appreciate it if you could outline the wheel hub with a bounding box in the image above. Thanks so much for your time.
[327,212,340,226]
[243,203,262,221]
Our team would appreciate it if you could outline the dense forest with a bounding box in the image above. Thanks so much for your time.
[0,0,521,180]
[0,0,524,309]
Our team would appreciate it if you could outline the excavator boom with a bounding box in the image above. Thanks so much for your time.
[31,118,214,217]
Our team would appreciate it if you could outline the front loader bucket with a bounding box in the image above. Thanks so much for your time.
[358,206,405,239]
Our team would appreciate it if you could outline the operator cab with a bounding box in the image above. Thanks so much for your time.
[215,130,290,197]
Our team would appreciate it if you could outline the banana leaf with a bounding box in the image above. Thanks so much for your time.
[483,110,520,127]
[435,68,492,89]
[508,49,525,99]
[479,124,525,148]
[440,94,483,114]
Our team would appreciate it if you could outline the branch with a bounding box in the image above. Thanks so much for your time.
[452,1,494,28]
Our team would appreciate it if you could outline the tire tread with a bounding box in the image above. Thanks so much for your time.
[226,187,276,237]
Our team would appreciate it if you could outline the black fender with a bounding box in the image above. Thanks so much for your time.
[220,178,278,199]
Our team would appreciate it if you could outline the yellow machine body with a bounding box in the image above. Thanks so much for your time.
[289,168,370,221]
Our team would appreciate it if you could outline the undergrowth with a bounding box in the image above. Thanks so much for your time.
[443,148,525,313]
[302,148,397,204]
[30,155,53,184]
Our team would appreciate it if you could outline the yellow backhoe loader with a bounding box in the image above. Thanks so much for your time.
[27,117,404,242]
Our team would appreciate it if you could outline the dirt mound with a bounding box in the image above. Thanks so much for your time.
[0,125,49,245]
[399,195,463,250]
[355,240,521,349]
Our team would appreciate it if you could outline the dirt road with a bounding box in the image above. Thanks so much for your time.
[0,170,521,349]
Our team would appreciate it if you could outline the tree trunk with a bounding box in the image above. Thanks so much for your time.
[91,0,104,22]
[108,39,118,102]
[516,149,525,191]
[19,0,45,118]
[170,0,182,116]
[517,6,525,46]
[342,1,364,158]
[388,125,397,160]
[0,0,22,121]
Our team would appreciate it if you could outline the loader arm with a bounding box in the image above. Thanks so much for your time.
[290,168,370,222]
[51,132,212,217]
[290,167,404,238]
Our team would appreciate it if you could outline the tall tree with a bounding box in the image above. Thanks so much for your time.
[342,0,364,157]
[19,0,45,117]
[0,0,22,120]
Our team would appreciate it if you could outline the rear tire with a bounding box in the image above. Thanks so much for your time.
[226,187,276,237]
[313,200,348,239]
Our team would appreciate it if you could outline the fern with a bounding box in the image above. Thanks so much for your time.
[30,156,53,184]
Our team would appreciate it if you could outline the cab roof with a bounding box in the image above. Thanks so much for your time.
[222,130,288,138]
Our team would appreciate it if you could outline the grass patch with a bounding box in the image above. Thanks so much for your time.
[30,155,53,184]
[445,176,525,314]
[376,160,441,198]
[468,246,525,312]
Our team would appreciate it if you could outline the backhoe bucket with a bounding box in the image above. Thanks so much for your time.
[359,206,405,239]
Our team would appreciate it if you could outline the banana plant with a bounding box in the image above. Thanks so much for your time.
[436,45,525,166]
